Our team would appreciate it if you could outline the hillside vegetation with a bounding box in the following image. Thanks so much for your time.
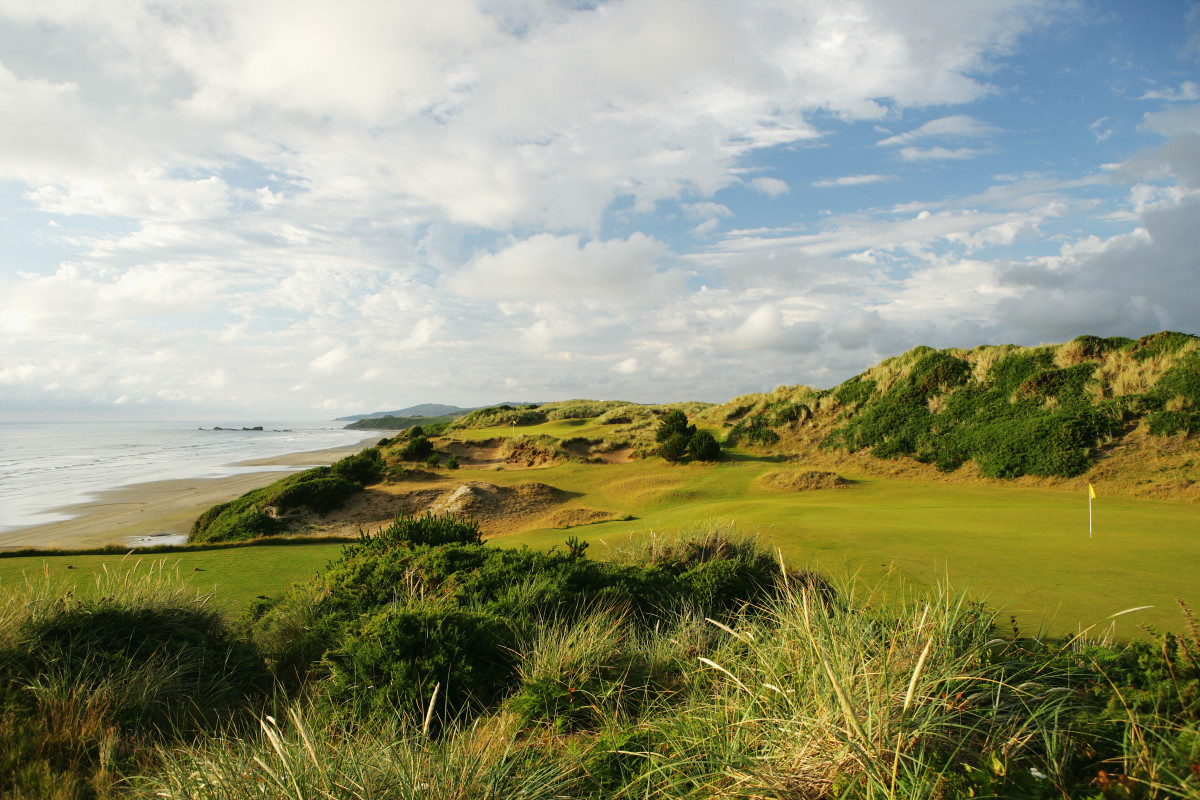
[691,331,1200,483]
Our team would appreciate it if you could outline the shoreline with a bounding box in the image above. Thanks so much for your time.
[0,435,382,552]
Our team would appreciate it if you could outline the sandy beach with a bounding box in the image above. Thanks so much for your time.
[0,436,382,551]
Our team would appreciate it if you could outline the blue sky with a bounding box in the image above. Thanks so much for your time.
[1,0,1198,420]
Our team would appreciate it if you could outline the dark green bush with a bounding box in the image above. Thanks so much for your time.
[331,447,384,484]
[1131,331,1197,361]
[273,475,362,513]
[508,676,601,733]
[399,436,434,462]
[655,410,695,443]
[731,413,781,446]
[771,401,810,425]
[833,376,876,406]
[372,512,484,549]
[451,405,547,429]
[658,433,690,462]
[686,430,721,461]
[326,605,514,720]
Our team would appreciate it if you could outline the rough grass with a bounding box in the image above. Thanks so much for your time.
[3,530,1200,799]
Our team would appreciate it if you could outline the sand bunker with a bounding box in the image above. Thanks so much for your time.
[758,469,848,492]
[299,478,611,538]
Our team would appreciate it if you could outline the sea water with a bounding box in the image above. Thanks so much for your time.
[0,420,372,534]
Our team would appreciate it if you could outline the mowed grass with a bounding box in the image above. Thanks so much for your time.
[0,542,344,614]
[4,420,1197,638]
[501,462,1200,638]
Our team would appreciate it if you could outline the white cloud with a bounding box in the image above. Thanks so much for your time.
[612,357,640,374]
[727,304,822,353]
[447,233,675,301]
[1140,81,1200,102]
[876,115,999,147]
[812,174,894,188]
[749,177,790,196]
[899,146,989,161]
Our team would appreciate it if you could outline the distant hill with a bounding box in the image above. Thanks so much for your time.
[344,415,459,431]
[336,402,541,422]
[335,404,471,422]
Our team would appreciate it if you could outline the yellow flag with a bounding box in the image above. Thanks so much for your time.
[1088,483,1096,499]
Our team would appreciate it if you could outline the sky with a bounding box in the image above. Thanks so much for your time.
[1,0,1198,421]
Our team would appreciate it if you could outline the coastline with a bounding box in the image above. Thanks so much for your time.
[0,435,382,552]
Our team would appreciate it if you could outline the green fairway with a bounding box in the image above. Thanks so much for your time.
[485,459,1199,639]
[0,542,346,614]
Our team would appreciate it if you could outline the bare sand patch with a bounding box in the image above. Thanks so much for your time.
[300,478,592,538]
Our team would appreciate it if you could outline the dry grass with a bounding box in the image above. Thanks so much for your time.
[757,469,848,492]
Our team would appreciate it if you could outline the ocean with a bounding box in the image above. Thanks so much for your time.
[0,420,372,534]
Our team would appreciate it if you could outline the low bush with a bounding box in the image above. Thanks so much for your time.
[398,435,434,462]
[686,430,721,461]
[327,605,515,720]
[0,561,269,798]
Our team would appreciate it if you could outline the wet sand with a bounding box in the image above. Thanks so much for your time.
[0,436,382,551]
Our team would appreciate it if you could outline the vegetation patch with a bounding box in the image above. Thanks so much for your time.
[450,404,547,430]
[758,468,848,492]
[823,347,1127,477]
[344,414,454,431]
[190,448,384,543]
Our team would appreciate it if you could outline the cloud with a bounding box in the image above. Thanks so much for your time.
[727,304,822,353]
[876,115,999,147]
[1139,103,1200,138]
[1140,81,1200,102]
[812,174,894,188]
[749,177,790,196]
[447,233,676,301]
[899,146,989,161]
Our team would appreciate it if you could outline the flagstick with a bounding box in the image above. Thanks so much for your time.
[1089,492,1092,539]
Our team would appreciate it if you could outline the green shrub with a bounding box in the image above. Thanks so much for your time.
[729,413,781,447]
[399,435,434,461]
[331,447,385,484]
[273,475,363,513]
[450,405,547,430]
[833,375,876,406]
[327,605,515,720]
[371,512,484,549]
[655,410,695,443]
[447,453,460,469]
[686,430,722,461]
[658,433,690,462]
